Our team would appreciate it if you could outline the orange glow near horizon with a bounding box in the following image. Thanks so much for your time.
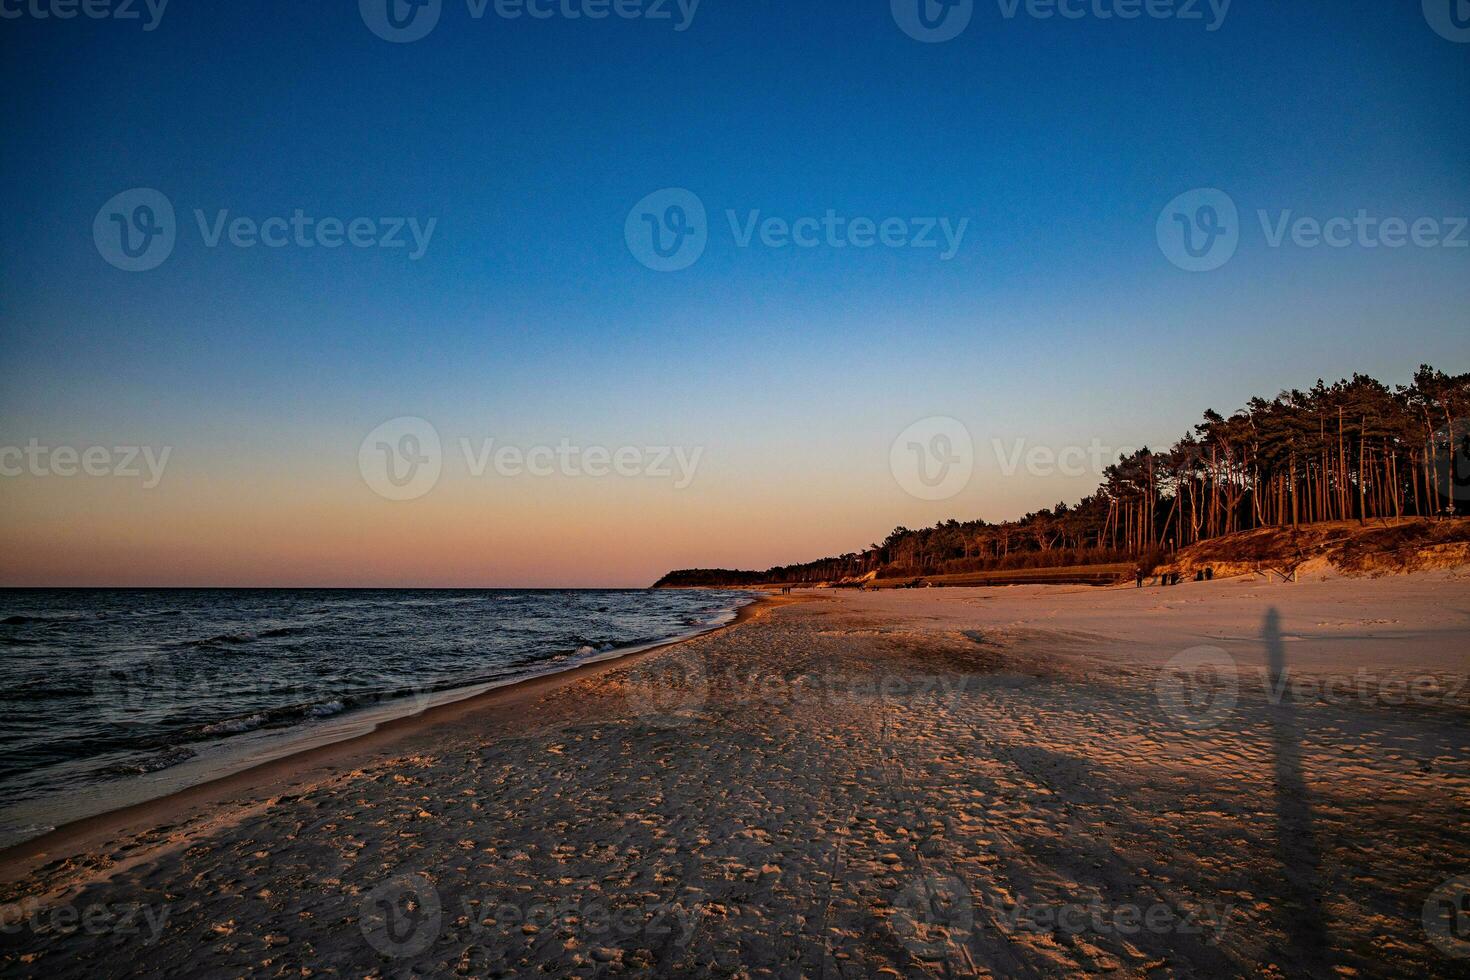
[0,438,1110,587]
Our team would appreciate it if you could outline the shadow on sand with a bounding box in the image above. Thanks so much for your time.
[1263,606,1333,972]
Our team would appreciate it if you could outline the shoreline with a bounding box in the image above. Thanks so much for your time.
[1,578,1466,975]
[0,592,786,887]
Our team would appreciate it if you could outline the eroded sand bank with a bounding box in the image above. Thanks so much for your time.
[2,575,1468,977]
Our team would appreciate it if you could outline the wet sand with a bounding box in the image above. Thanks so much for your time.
[2,576,1468,977]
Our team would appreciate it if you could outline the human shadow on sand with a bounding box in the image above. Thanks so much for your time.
[1263,606,1333,974]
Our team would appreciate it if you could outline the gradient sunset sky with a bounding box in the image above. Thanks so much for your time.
[2,0,1467,586]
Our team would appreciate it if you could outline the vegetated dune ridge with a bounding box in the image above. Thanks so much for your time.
[658,518,1470,589]
[1160,518,1470,580]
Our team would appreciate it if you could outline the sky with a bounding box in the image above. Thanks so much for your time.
[1,0,1467,587]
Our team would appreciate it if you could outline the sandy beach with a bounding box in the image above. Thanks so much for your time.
[2,574,1468,978]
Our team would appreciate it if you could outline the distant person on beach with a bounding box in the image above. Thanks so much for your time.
[1206,567,1214,581]
[1136,567,1144,588]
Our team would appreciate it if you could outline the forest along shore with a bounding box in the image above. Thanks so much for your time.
[2,575,1467,977]
[657,366,1470,590]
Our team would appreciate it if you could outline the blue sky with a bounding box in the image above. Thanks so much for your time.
[1,0,1467,584]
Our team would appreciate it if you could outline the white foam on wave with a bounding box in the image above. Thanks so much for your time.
[201,713,268,736]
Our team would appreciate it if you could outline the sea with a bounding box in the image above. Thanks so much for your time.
[0,588,754,848]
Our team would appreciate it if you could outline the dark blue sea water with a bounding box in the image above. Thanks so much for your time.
[0,589,752,844]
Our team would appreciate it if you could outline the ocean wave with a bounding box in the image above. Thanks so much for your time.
[181,631,258,647]
[1,613,85,626]
[0,679,94,699]
[259,626,310,639]
[107,745,197,775]
[199,713,269,736]
[186,697,356,740]
[0,589,756,815]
